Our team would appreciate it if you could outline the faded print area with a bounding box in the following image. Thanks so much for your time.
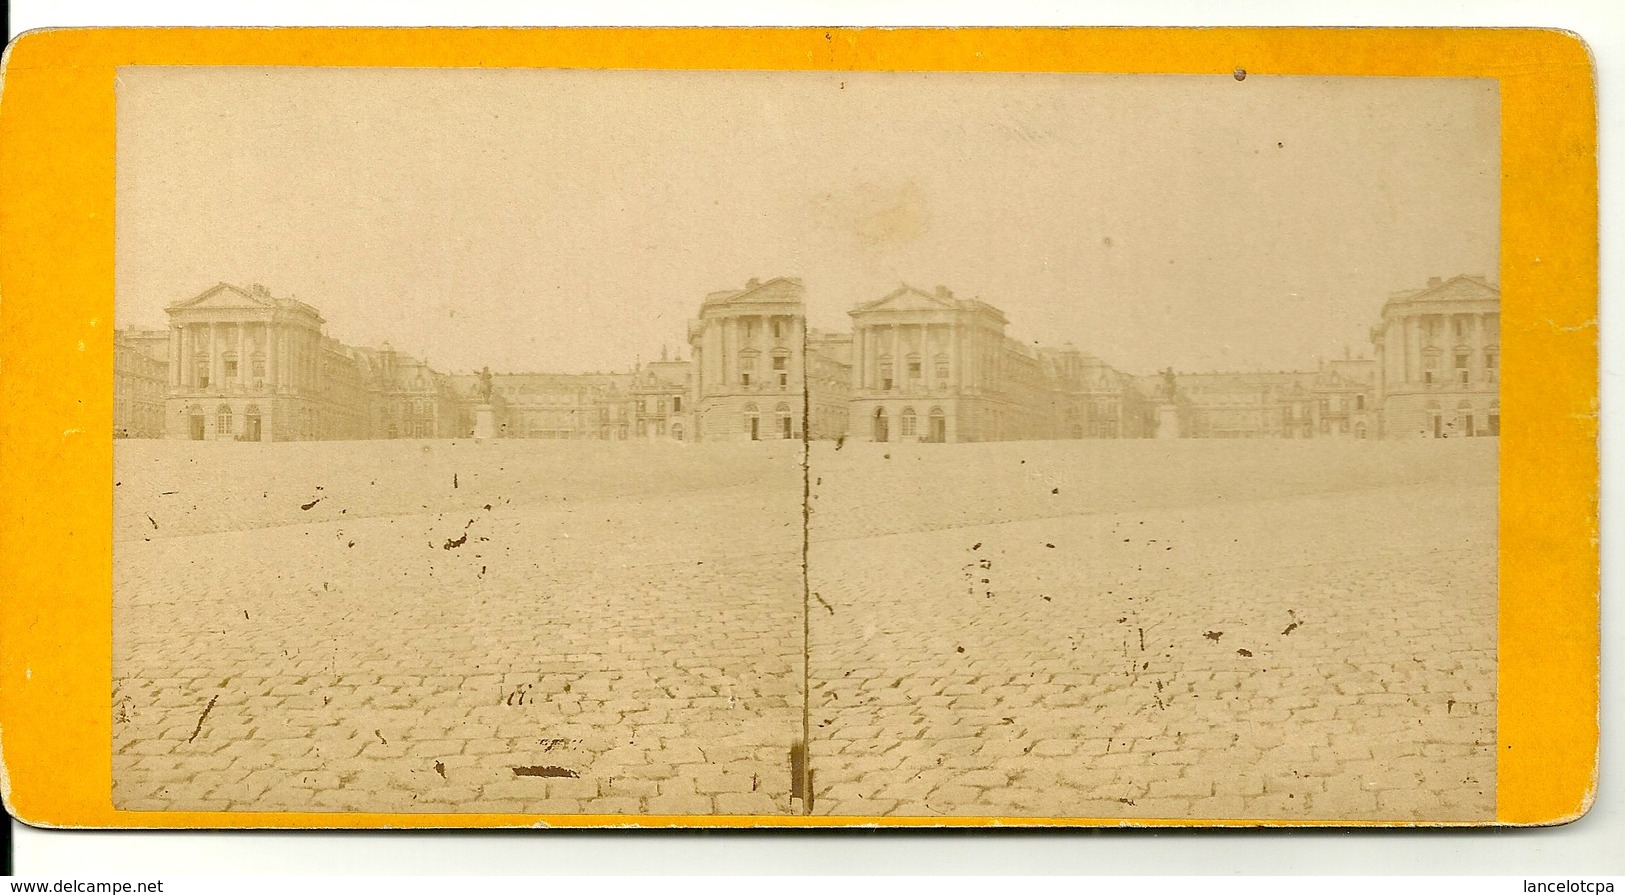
[112,67,1498,820]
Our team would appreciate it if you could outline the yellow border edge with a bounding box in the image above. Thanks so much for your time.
[0,26,1599,829]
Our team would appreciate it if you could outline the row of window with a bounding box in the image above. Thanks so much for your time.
[735,353,792,388]
[730,317,794,340]
[740,402,797,440]
[870,406,949,442]
[634,395,683,414]
[632,420,686,439]
[1424,401,1501,438]
[1420,349,1498,384]
[1419,314,1500,343]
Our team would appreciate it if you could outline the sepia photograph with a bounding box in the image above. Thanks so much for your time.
[110,66,1500,820]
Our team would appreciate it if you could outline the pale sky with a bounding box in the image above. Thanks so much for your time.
[115,67,1498,375]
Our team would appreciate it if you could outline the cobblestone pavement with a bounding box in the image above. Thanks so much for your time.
[806,439,1497,821]
[113,440,804,815]
[115,437,1497,821]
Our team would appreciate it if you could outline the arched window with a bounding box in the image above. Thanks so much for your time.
[216,404,233,439]
[929,407,947,443]
[672,423,685,442]
[873,407,889,443]
[900,407,918,438]
[1488,400,1500,436]
[244,404,262,442]
[775,403,794,439]
[1426,400,1443,438]
[1457,400,1475,438]
[188,404,205,441]
[1355,422,1368,440]
[743,403,760,441]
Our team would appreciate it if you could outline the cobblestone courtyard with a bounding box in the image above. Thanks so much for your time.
[114,438,1496,821]
[807,438,1497,820]
[113,440,805,815]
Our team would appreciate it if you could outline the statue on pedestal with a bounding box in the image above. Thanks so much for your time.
[1156,367,1182,439]
[478,366,494,403]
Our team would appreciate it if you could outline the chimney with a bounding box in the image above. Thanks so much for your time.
[1427,276,1442,287]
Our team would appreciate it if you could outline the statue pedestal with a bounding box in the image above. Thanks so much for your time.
[473,404,496,440]
[1156,403,1181,439]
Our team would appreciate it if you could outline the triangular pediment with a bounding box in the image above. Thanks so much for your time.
[702,277,805,308]
[851,285,959,315]
[1400,275,1500,305]
[731,277,804,303]
[170,282,277,311]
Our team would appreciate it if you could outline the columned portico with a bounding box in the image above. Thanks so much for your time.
[687,278,809,442]
[165,282,327,441]
[848,284,1013,443]
[1370,275,1500,439]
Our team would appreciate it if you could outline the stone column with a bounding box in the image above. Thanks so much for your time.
[891,324,901,390]
[267,322,278,394]
[722,317,734,388]
[1471,312,1485,387]
[859,326,871,391]
[236,323,247,390]
[952,322,963,390]
[207,322,220,390]
[168,326,181,389]
[790,314,805,392]
[851,325,863,394]
[1405,316,1421,386]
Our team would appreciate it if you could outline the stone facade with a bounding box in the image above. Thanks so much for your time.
[686,277,807,443]
[848,285,1016,443]
[1044,345,1154,440]
[165,283,329,441]
[121,274,1495,443]
[449,372,634,440]
[1370,275,1500,439]
[806,329,852,441]
[1158,359,1377,441]
[161,283,458,441]
[631,353,694,442]
[114,328,170,438]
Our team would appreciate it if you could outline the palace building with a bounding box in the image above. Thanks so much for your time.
[164,282,335,441]
[113,274,1496,444]
[1157,360,1376,441]
[114,328,170,438]
[630,350,694,442]
[686,277,809,442]
[848,285,1024,443]
[156,282,456,441]
[358,342,463,439]
[1370,275,1500,438]
[449,371,634,440]
[1043,345,1153,439]
[805,329,853,441]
